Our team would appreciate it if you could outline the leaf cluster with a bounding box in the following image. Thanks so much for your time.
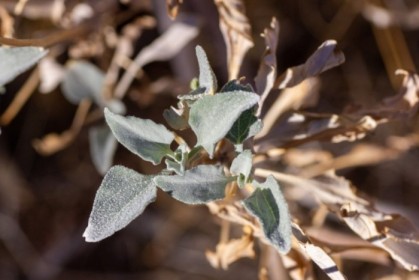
[83,46,292,255]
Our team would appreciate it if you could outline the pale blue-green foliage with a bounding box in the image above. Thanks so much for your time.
[89,125,118,175]
[154,165,231,204]
[220,80,263,148]
[61,60,125,113]
[243,176,292,254]
[84,46,292,255]
[188,91,259,157]
[164,143,189,175]
[61,60,104,105]
[196,45,217,94]
[230,149,253,188]
[83,165,157,242]
[0,46,48,87]
[104,108,174,165]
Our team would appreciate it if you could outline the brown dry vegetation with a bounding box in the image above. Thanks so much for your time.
[1,0,419,279]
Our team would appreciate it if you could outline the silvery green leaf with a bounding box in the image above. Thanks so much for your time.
[104,108,174,165]
[89,125,118,175]
[0,46,48,86]
[243,176,292,254]
[220,79,254,93]
[189,91,259,157]
[195,46,217,94]
[61,61,125,112]
[163,100,190,130]
[83,165,157,242]
[230,149,253,188]
[226,108,263,144]
[154,165,230,204]
[61,60,105,105]
[164,143,188,175]
[177,87,206,101]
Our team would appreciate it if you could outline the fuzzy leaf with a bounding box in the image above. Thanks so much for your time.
[189,91,259,156]
[154,165,230,204]
[89,125,118,175]
[61,60,105,105]
[0,46,48,86]
[61,61,125,113]
[230,149,253,188]
[196,45,217,94]
[83,165,157,242]
[226,108,262,144]
[164,143,188,175]
[104,108,174,165]
[243,176,292,253]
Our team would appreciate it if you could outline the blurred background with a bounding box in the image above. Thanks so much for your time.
[1,0,419,279]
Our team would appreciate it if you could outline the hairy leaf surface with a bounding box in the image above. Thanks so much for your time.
[89,125,118,175]
[189,91,259,156]
[230,149,253,188]
[154,165,230,204]
[0,46,47,86]
[83,166,156,242]
[196,45,217,93]
[104,108,174,164]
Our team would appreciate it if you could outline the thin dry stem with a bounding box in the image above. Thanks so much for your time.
[0,67,40,125]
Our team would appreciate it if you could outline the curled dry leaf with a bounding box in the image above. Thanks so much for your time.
[206,226,255,269]
[114,21,199,98]
[275,40,345,90]
[256,78,320,140]
[166,0,183,19]
[257,71,419,151]
[341,203,419,271]
[255,17,279,113]
[292,223,346,280]
[215,0,254,80]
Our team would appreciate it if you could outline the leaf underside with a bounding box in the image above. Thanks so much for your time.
[189,91,259,157]
[104,108,174,165]
[196,45,217,93]
[89,125,118,175]
[230,149,253,188]
[83,165,157,242]
[154,165,230,204]
[0,46,48,86]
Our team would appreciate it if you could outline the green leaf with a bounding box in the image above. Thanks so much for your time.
[154,165,230,204]
[83,165,157,242]
[89,125,118,175]
[61,61,125,113]
[196,45,217,94]
[189,91,259,157]
[0,46,48,87]
[104,108,174,165]
[220,79,254,93]
[230,149,253,188]
[164,143,188,175]
[226,108,263,145]
[243,176,292,254]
